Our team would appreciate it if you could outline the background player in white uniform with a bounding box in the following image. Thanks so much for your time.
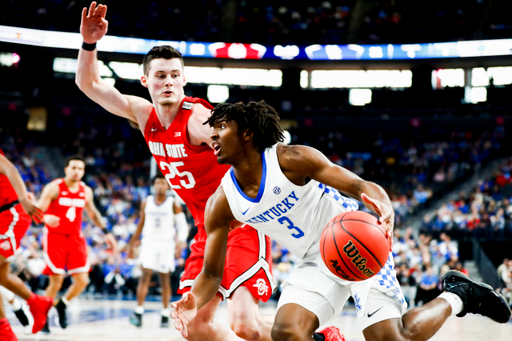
[172,101,511,341]
[127,175,188,328]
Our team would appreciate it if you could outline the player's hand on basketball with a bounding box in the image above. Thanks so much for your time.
[19,194,44,224]
[361,193,394,249]
[80,2,108,44]
[43,214,61,227]
[171,292,197,338]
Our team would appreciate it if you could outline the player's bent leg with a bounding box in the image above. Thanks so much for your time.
[363,299,451,341]
[65,272,90,301]
[0,256,32,300]
[45,274,65,298]
[227,286,273,341]
[186,294,244,341]
[271,304,319,341]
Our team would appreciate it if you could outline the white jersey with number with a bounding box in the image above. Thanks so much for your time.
[221,144,407,320]
[221,143,360,261]
[142,195,175,242]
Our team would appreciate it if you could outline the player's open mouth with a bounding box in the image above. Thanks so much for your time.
[212,142,221,155]
[163,91,173,96]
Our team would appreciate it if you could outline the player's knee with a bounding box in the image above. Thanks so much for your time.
[184,318,210,341]
[230,318,261,341]
[271,322,302,341]
[50,276,65,288]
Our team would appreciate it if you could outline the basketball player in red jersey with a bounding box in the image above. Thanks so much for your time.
[37,155,117,332]
[0,149,53,335]
[76,3,276,341]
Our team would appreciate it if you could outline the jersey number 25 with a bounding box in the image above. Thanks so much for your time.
[160,161,196,189]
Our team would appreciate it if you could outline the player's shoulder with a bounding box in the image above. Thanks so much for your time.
[276,143,308,164]
[47,178,63,188]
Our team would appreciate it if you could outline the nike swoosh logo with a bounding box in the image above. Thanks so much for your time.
[367,307,383,318]
[151,128,157,131]
[242,208,250,215]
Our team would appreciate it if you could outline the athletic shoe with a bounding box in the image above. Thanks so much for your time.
[14,307,29,327]
[161,316,169,328]
[26,293,52,333]
[56,299,68,329]
[442,270,512,323]
[40,320,50,334]
[0,317,18,341]
[129,312,142,327]
[317,326,346,341]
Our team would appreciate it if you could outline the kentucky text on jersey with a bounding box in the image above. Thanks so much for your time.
[245,191,299,224]
[148,142,188,158]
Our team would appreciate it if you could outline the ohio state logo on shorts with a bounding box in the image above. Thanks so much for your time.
[253,278,269,296]
[0,240,11,251]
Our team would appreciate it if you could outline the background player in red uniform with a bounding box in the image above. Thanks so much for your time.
[37,155,117,332]
[76,3,275,341]
[0,149,53,334]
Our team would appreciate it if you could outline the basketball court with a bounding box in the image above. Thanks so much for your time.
[6,297,512,341]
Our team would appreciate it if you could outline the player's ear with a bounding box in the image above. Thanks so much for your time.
[182,74,187,86]
[141,74,149,88]
[243,129,253,142]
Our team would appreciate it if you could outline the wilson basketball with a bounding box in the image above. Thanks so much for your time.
[320,211,389,281]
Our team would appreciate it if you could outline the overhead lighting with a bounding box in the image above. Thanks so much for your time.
[207,85,229,103]
[310,70,412,88]
[349,89,372,106]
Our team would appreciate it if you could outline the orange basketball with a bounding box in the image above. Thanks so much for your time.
[320,211,389,281]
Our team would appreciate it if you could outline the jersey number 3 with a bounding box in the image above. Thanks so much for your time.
[278,216,304,239]
[160,161,196,189]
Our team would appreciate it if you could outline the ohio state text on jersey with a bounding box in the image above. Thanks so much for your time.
[143,97,230,231]
[45,179,86,235]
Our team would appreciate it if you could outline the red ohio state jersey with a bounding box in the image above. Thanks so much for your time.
[143,97,230,237]
[0,148,19,207]
[45,179,86,235]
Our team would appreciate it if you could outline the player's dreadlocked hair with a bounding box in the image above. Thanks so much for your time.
[143,45,184,75]
[205,101,284,152]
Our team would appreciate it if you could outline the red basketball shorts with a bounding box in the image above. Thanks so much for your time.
[179,224,275,302]
[43,230,89,275]
[0,204,31,261]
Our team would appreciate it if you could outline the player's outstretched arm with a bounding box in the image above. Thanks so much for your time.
[171,186,233,337]
[75,2,152,130]
[0,154,43,223]
[279,144,395,237]
[127,199,146,258]
[84,186,118,251]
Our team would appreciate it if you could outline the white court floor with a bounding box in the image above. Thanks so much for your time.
[7,297,512,341]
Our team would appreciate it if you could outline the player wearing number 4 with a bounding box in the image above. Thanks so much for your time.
[172,101,512,341]
[37,155,117,333]
[127,174,188,328]
[76,3,275,341]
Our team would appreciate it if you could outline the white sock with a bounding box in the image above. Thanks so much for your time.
[11,298,21,311]
[134,306,144,314]
[62,297,70,306]
[439,292,464,316]
[161,308,170,317]
[0,287,15,302]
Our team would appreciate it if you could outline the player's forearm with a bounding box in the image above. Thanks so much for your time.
[190,271,223,310]
[3,163,29,203]
[358,181,392,212]
[90,211,106,229]
[76,48,102,91]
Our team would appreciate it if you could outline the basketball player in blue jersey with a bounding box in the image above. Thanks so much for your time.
[127,175,188,328]
[172,101,511,341]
